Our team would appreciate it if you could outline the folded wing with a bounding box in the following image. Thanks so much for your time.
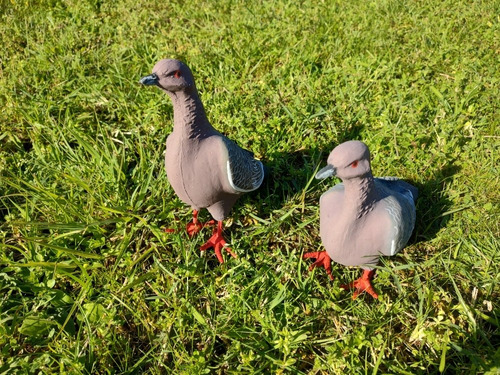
[222,137,264,193]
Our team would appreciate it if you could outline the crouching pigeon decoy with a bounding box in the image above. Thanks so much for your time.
[304,141,417,299]
[140,59,264,263]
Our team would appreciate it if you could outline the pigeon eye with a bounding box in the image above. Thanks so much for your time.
[351,161,358,168]
[165,70,182,78]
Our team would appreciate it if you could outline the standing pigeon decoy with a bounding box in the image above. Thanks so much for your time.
[304,141,417,299]
[140,59,264,263]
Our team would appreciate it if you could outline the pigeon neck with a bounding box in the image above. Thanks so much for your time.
[342,173,377,219]
[168,89,214,139]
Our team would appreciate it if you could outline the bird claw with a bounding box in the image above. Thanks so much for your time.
[163,220,208,236]
[186,219,216,237]
[303,251,334,280]
[186,221,203,237]
[200,224,236,263]
[341,270,378,300]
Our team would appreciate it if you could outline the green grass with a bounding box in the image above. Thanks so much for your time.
[1,0,499,373]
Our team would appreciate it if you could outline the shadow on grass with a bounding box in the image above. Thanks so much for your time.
[413,163,460,244]
[378,163,459,300]
[200,123,365,268]
[240,123,365,214]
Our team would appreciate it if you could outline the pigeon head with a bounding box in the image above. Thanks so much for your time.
[140,59,195,92]
[316,141,372,180]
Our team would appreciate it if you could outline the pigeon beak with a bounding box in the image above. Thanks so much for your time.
[315,164,337,179]
[139,73,159,86]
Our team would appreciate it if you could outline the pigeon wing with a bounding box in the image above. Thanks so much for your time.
[377,177,418,202]
[222,137,264,193]
[376,178,417,256]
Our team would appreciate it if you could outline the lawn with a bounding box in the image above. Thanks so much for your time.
[0,0,498,373]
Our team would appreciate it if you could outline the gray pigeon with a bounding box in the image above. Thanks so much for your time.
[304,140,417,299]
[140,59,264,263]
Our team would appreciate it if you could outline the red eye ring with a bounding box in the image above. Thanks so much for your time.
[174,70,181,78]
[351,161,358,168]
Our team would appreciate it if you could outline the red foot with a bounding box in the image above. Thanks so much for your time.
[303,251,334,280]
[187,219,215,236]
[200,221,237,263]
[164,210,215,236]
[186,221,202,236]
[341,269,378,300]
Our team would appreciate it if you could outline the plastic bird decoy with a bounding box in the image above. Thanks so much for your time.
[140,59,264,263]
[304,141,418,299]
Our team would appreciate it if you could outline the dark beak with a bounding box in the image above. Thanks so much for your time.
[315,164,337,179]
[139,73,159,86]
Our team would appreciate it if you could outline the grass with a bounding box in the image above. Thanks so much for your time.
[0,0,498,373]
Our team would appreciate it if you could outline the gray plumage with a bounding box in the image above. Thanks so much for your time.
[222,137,264,192]
[316,141,418,269]
[140,59,264,221]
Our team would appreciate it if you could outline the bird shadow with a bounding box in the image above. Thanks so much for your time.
[412,162,460,245]
[379,162,460,301]
[201,123,365,269]
[235,123,365,216]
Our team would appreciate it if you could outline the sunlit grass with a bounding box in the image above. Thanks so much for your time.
[0,0,498,373]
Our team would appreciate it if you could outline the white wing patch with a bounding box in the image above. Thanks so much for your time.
[385,202,402,255]
[390,239,397,256]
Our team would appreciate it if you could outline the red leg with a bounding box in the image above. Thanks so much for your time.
[200,221,237,263]
[163,210,214,237]
[303,251,334,280]
[186,210,203,236]
[341,269,378,300]
[164,210,215,235]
